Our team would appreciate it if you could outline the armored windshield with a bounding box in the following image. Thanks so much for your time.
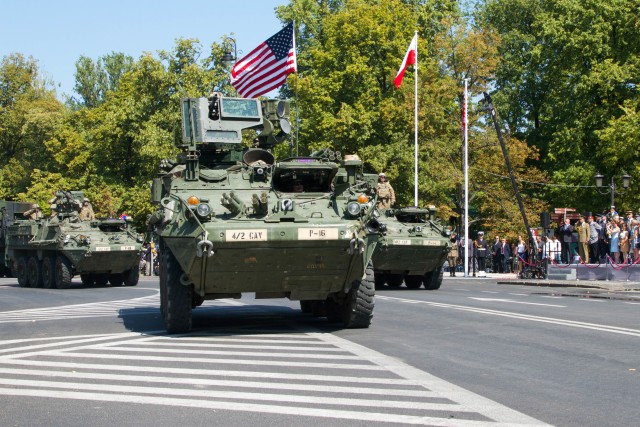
[273,161,338,193]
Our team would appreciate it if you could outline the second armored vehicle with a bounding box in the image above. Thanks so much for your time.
[0,201,31,277]
[150,94,379,333]
[372,206,451,290]
[6,191,143,288]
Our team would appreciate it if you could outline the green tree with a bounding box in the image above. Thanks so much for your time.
[477,0,640,212]
[69,52,134,109]
[0,53,65,199]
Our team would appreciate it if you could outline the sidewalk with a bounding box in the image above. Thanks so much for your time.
[444,271,640,300]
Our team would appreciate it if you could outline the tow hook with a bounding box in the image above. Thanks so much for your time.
[348,238,366,255]
[196,240,214,257]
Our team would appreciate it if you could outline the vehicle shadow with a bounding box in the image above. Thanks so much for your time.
[118,303,345,335]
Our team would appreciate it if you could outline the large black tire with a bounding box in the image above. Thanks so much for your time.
[55,256,72,289]
[404,275,423,289]
[326,262,374,328]
[386,274,403,288]
[80,274,95,286]
[159,255,167,317]
[109,273,124,287]
[27,256,44,288]
[423,267,444,290]
[123,267,139,286]
[16,257,29,288]
[41,257,56,289]
[163,248,192,334]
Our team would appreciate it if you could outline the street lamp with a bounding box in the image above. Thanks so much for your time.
[594,172,631,208]
[222,37,237,68]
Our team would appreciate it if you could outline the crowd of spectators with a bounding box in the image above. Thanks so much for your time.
[451,205,640,275]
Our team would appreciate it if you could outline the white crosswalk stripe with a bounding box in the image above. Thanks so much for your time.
[0,330,552,426]
[0,294,243,323]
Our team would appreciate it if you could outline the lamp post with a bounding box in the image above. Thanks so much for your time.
[594,172,631,208]
[222,37,237,68]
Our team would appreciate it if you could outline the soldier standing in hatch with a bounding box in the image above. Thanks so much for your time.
[376,173,395,209]
[23,204,43,220]
[79,198,95,221]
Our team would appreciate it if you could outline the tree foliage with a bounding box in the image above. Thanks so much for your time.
[477,0,640,214]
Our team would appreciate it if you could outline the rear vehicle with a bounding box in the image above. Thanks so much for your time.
[6,191,143,288]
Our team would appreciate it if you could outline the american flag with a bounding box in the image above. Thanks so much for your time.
[231,23,297,99]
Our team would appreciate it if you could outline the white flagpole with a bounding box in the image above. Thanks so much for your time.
[414,30,419,207]
[463,78,469,277]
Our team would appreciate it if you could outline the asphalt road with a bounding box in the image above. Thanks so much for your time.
[0,275,637,427]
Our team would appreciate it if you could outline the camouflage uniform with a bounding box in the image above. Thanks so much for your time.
[23,205,43,220]
[376,178,395,209]
[80,202,96,221]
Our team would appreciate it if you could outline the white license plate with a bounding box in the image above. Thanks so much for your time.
[423,240,441,246]
[392,239,411,245]
[225,229,268,241]
[298,228,339,240]
[94,246,111,252]
[120,245,135,251]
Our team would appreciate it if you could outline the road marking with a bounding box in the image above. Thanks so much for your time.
[480,291,500,294]
[578,299,604,302]
[378,295,640,337]
[509,293,528,296]
[0,294,244,324]
[469,297,566,307]
[0,330,552,426]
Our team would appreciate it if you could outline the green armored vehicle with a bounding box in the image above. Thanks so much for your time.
[6,191,143,288]
[150,93,379,333]
[0,201,32,277]
[372,206,451,290]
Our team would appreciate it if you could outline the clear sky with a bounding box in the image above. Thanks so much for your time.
[0,0,288,100]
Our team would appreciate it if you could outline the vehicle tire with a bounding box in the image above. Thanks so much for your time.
[80,274,95,286]
[27,256,44,288]
[94,274,109,286]
[404,275,423,289]
[374,272,386,289]
[326,262,374,328]
[41,257,55,289]
[109,273,124,287]
[159,256,167,317]
[300,300,313,314]
[386,274,403,288]
[16,257,29,288]
[423,267,443,290]
[163,248,192,334]
[55,256,72,289]
[123,267,139,286]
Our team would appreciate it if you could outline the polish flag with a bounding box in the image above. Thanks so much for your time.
[394,34,417,89]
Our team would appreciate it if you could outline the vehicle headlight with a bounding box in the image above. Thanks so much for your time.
[64,234,70,244]
[346,201,361,217]
[196,203,211,218]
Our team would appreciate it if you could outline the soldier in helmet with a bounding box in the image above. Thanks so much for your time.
[23,204,43,220]
[376,173,395,209]
[79,198,95,221]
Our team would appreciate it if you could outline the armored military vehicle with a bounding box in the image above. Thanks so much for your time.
[372,206,451,290]
[150,93,379,333]
[0,201,32,277]
[6,191,143,288]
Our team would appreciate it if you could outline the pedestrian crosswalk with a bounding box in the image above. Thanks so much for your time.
[0,329,552,426]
